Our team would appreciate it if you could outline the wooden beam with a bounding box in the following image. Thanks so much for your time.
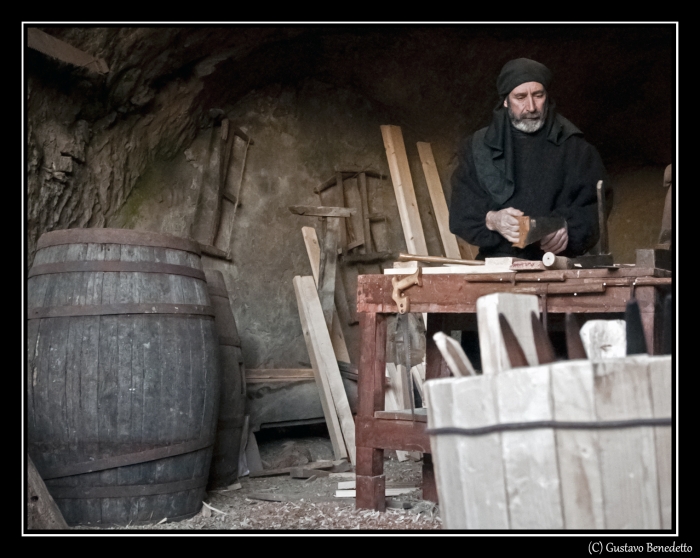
[318,217,340,331]
[27,28,109,74]
[289,206,356,218]
[294,276,356,464]
[380,125,428,255]
[358,172,373,253]
[417,142,462,259]
[301,227,351,363]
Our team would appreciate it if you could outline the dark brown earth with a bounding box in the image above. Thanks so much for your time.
[75,430,442,532]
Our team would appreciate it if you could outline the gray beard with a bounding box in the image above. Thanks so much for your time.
[508,103,548,133]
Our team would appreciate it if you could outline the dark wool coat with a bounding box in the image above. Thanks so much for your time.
[449,107,609,260]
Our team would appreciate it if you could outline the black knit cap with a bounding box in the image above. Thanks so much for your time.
[497,58,552,99]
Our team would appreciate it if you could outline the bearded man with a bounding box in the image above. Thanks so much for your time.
[449,57,610,260]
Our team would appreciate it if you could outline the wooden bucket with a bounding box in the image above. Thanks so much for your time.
[424,355,672,530]
[203,269,246,489]
[27,228,220,526]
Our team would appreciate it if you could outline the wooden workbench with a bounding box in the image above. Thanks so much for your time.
[354,267,672,511]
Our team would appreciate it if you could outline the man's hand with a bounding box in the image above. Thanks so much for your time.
[540,227,568,254]
[485,207,523,243]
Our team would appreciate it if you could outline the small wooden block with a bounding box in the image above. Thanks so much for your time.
[513,216,531,248]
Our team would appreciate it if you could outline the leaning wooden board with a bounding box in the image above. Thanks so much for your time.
[416,141,462,260]
[293,276,356,465]
[380,125,428,256]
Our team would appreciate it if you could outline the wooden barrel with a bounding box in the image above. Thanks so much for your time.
[425,355,672,529]
[203,269,246,489]
[26,228,220,526]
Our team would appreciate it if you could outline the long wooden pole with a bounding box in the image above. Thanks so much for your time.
[397,253,484,266]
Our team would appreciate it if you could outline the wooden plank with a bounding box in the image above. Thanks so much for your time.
[289,205,356,218]
[301,226,351,363]
[358,172,373,253]
[293,276,354,463]
[432,332,476,377]
[648,355,673,529]
[397,253,484,266]
[424,375,509,529]
[417,142,461,259]
[579,319,626,359]
[496,365,564,529]
[335,488,417,498]
[27,455,69,530]
[337,480,419,490]
[27,28,109,74]
[476,293,540,374]
[380,125,428,256]
[355,416,430,453]
[593,356,661,529]
[550,360,605,529]
[247,368,315,379]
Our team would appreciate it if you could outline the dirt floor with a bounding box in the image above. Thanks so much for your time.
[77,426,443,532]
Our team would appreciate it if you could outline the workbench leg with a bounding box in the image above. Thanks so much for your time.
[422,453,438,504]
[636,286,663,355]
[356,312,387,511]
[422,314,446,505]
[356,447,386,511]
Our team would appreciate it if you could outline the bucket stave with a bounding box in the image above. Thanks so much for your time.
[27,228,220,526]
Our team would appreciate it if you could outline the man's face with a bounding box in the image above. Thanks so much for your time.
[504,81,548,133]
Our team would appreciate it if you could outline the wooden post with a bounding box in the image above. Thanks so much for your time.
[356,312,387,511]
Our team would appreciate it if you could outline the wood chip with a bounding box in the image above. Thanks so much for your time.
[202,501,229,515]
